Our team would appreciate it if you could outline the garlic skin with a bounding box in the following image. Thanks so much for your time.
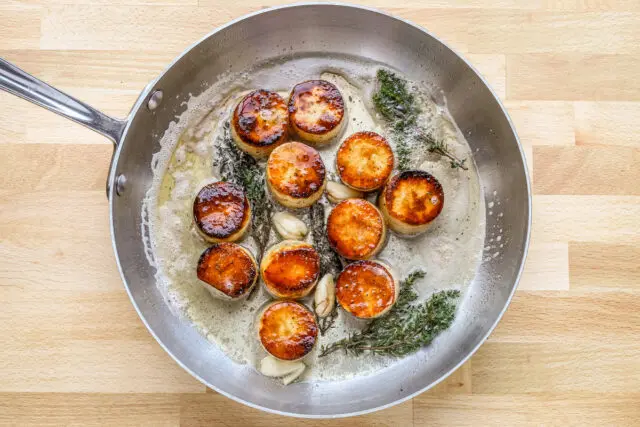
[325,181,364,204]
[272,211,308,240]
[282,364,306,385]
[259,355,306,385]
[314,273,336,318]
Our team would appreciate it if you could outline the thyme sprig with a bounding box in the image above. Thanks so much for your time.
[372,69,468,171]
[419,132,468,170]
[318,270,460,358]
[214,121,273,257]
[318,308,339,337]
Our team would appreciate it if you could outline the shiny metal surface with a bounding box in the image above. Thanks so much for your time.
[0,3,530,418]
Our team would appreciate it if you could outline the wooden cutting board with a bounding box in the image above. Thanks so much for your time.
[1,1,639,426]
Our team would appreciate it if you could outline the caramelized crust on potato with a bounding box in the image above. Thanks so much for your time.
[288,80,345,143]
[336,131,394,191]
[258,301,318,361]
[197,243,257,299]
[260,240,321,299]
[335,261,397,319]
[379,170,444,235]
[266,142,326,208]
[193,181,251,242]
[231,90,288,157]
[327,199,386,260]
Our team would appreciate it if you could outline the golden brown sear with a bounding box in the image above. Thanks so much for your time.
[197,243,258,299]
[336,131,394,192]
[261,241,321,299]
[266,141,326,208]
[257,301,318,361]
[335,260,397,319]
[193,181,251,242]
[288,80,345,144]
[327,199,386,260]
[379,170,444,235]
[231,90,289,158]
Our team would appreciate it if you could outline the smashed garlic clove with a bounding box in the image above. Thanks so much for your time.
[314,273,335,318]
[259,355,306,385]
[272,211,308,240]
[282,364,306,385]
[326,181,364,204]
[259,355,303,377]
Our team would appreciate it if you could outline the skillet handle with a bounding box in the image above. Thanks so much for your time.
[0,58,126,145]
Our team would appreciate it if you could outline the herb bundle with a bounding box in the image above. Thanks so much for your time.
[373,69,468,171]
[318,270,460,357]
[214,121,273,257]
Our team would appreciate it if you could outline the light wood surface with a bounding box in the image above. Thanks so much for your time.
[1,1,639,425]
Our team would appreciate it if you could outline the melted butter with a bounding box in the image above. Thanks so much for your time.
[142,55,485,383]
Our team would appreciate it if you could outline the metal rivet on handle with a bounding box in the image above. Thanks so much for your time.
[147,90,163,111]
[115,174,127,196]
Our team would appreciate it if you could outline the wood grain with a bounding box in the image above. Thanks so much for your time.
[0,5,41,50]
[472,342,640,393]
[574,101,640,147]
[180,393,413,426]
[533,146,640,195]
[413,393,640,427]
[1,1,639,425]
[0,393,181,427]
[41,6,236,51]
[518,242,569,291]
[392,9,640,54]
[532,195,640,244]
[569,242,640,289]
[507,54,640,101]
[490,292,640,344]
[504,101,575,147]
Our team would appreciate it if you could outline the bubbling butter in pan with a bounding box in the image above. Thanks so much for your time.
[142,54,485,382]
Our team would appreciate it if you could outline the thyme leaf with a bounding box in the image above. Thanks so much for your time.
[372,69,468,171]
[419,132,468,170]
[318,270,460,358]
[317,308,339,337]
[308,203,342,276]
[214,121,273,258]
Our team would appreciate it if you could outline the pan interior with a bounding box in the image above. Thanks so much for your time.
[110,4,529,417]
[142,53,487,383]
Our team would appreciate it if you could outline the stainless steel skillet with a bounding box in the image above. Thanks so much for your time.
[0,3,530,418]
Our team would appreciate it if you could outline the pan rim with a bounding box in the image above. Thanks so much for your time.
[108,1,532,419]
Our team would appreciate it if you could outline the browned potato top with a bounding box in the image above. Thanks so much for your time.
[267,142,326,198]
[232,90,289,147]
[383,170,444,226]
[258,301,318,360]
[288,80,345,135]
[335,261,396,319]
[193,181,250,240]
[197,243,256,298]
[327,199,385,260]
[261,242,321,298]
[336,131,394,191]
